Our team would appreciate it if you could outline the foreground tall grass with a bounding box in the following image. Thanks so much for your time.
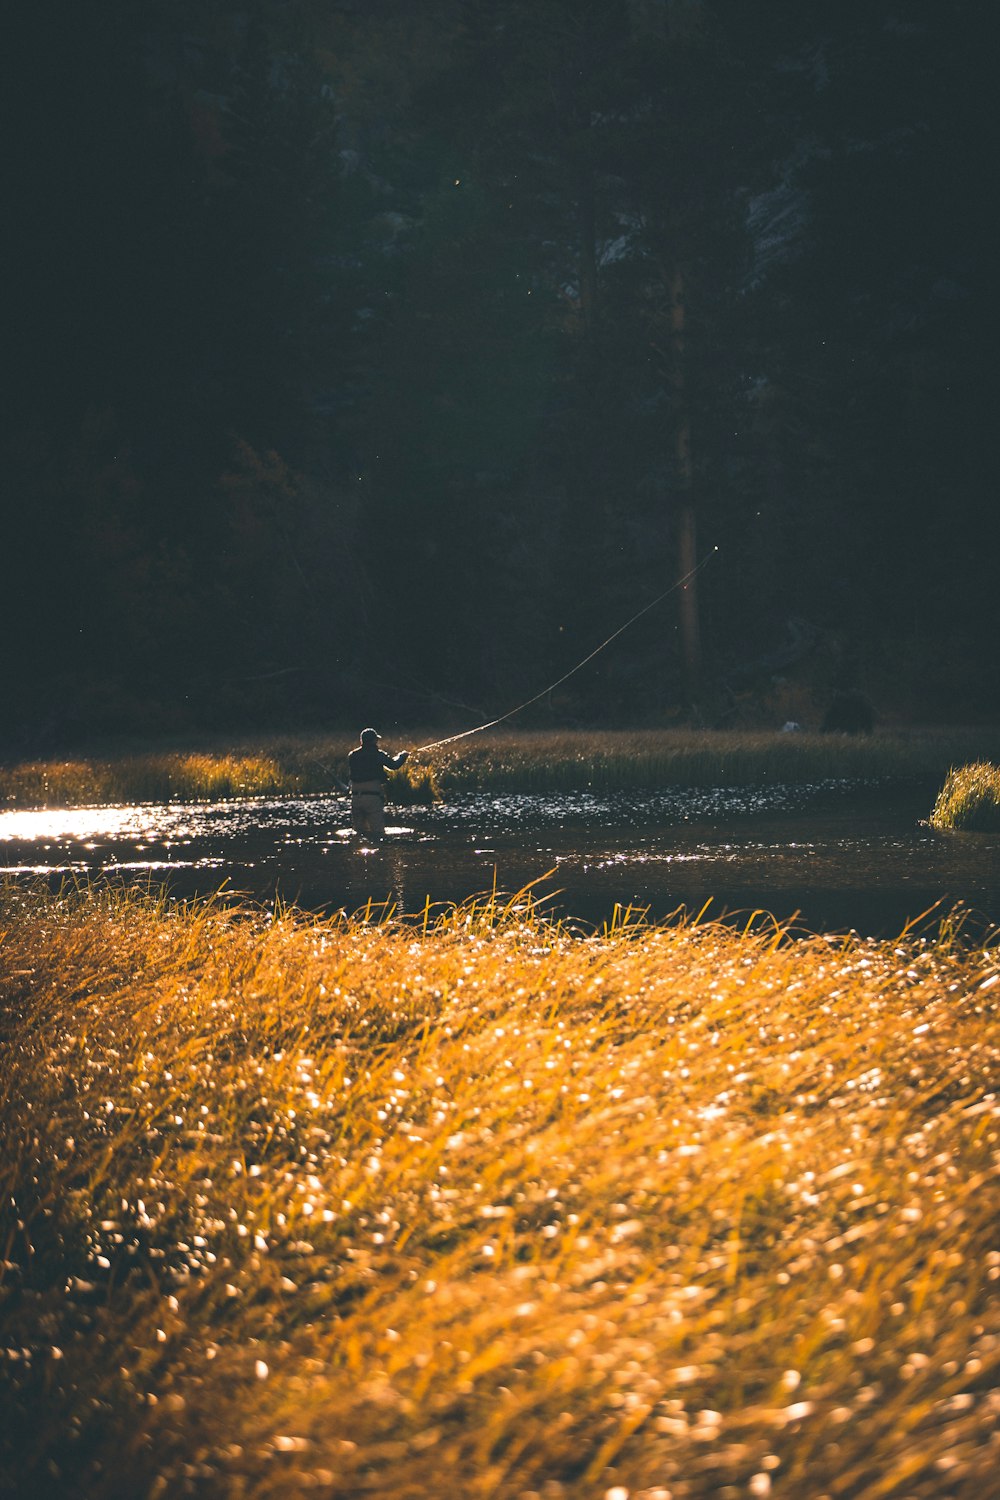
[2,883,999,1498]
[930,763,1000,833]
[4,726,1000,809]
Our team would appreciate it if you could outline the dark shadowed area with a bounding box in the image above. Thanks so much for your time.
[3,0,995,747]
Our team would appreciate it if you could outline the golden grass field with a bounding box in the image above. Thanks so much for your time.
[2,882,999,1498]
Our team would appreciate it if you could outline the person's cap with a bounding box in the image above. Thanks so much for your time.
[360,727,381,742]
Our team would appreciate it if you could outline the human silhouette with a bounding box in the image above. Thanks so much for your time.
[347,727,409,840]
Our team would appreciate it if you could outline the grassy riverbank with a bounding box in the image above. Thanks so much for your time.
[422,727,1000,795]
[4,726,1000,809]
[2,884,999,1498]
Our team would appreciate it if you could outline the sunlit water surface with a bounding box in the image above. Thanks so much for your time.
[2,781,998,936]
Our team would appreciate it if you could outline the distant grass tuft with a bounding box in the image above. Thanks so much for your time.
[387,761,441,804]
[930,761,1000,832]
[2,882,1000,1498]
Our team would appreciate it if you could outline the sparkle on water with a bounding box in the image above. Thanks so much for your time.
[1,780,998,935]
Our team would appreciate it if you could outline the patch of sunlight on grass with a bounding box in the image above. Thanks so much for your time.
[0,742,442,810]
[2,879,1000,1496]
[0,753,291,808]
[930,762,1000,833]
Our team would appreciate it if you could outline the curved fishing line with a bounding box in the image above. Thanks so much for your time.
[410,546,719,755]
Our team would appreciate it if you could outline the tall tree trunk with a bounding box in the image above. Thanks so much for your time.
[670,265,701,702]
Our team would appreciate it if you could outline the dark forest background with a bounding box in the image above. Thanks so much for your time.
[4,0,995,745]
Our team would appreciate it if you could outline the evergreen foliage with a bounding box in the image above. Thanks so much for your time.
[3,0,994,742]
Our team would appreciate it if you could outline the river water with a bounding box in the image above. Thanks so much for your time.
[2,779,998,938]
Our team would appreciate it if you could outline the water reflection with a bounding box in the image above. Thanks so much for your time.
[344,839,409,917]
[0,805,182,842]
[1,783,998,936]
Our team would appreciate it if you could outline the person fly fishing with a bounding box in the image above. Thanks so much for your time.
[348,727,409,840]
[341,555,717,835]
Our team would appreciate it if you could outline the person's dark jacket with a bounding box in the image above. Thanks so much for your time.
[348,745,406,792]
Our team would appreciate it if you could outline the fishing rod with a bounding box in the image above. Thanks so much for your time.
[409,546,719,756]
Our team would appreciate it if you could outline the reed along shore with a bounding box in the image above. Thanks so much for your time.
[2,883,999,1498]
[4,725,1000,809]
